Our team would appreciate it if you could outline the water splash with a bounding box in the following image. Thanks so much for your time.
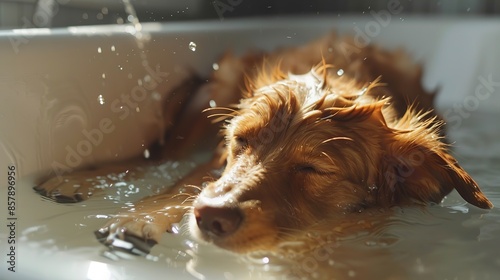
[122,0,149,49]
[120,0,166,146]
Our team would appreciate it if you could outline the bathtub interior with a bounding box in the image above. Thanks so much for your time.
[1,17,500,280]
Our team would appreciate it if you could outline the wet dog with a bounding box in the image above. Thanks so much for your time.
[36,33,492,253]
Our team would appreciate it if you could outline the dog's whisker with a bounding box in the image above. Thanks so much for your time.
[182,184,202,192]
[207,113,236,119]
[207,114,235,123]
[321,136,353,144]
[320,151,336,166]
[203,106,238,113]
[181,196,197,205]
[170,193,192,201]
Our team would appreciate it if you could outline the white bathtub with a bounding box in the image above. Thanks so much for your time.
[1,16,500,280]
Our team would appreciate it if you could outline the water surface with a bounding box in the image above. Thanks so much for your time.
[7,111,500,280]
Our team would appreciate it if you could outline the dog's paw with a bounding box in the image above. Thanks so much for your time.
[94,215,163,255]
[33,165,138,203]
[94,205,190,254]
[34,171,101,203]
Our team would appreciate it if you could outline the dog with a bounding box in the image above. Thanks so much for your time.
[35,33,493,254]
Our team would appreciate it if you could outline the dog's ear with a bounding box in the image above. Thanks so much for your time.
[377,123,493,209]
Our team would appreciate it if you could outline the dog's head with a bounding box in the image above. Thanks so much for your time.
[189,66,492,252]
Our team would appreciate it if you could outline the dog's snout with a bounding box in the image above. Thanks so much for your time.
[194,203,243,238]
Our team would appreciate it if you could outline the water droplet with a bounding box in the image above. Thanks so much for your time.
[188,41,197,51]
[97,94,105,105]
[415,258,426,274]
[135,107,140,112]
[467,7,471,12]
[101,73,106,79]
[328,47,333,53]
[209,100,216,108]
[212,63,219,70]
[118,65,123,70]
[146,255,159,262]
[97,47,102,53]
[262,257,270,264]
[152,92,161,100]
[365,240,377,246]
[116,17,124,24]
[92,214,110,219]
[337,69,344,76]
[111,45,116,52]
[97,13,104,20]
[102,7,109,15]
[82,13,88,20]
[348,270,356,277]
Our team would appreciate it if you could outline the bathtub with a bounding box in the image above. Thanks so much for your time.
[1,16,500,280]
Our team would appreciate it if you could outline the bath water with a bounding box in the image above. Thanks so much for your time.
[6,111,500,280]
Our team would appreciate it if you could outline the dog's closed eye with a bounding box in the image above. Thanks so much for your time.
[232,136,249,154]
[294,164,332,175]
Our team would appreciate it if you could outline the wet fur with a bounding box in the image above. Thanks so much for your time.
[36,32,492,253]
[185,34,492,251]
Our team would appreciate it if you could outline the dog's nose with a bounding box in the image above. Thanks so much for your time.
[194,203,243,238]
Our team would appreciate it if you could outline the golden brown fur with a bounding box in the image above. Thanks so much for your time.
[184,33,491,251]
[36,32,492,253]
